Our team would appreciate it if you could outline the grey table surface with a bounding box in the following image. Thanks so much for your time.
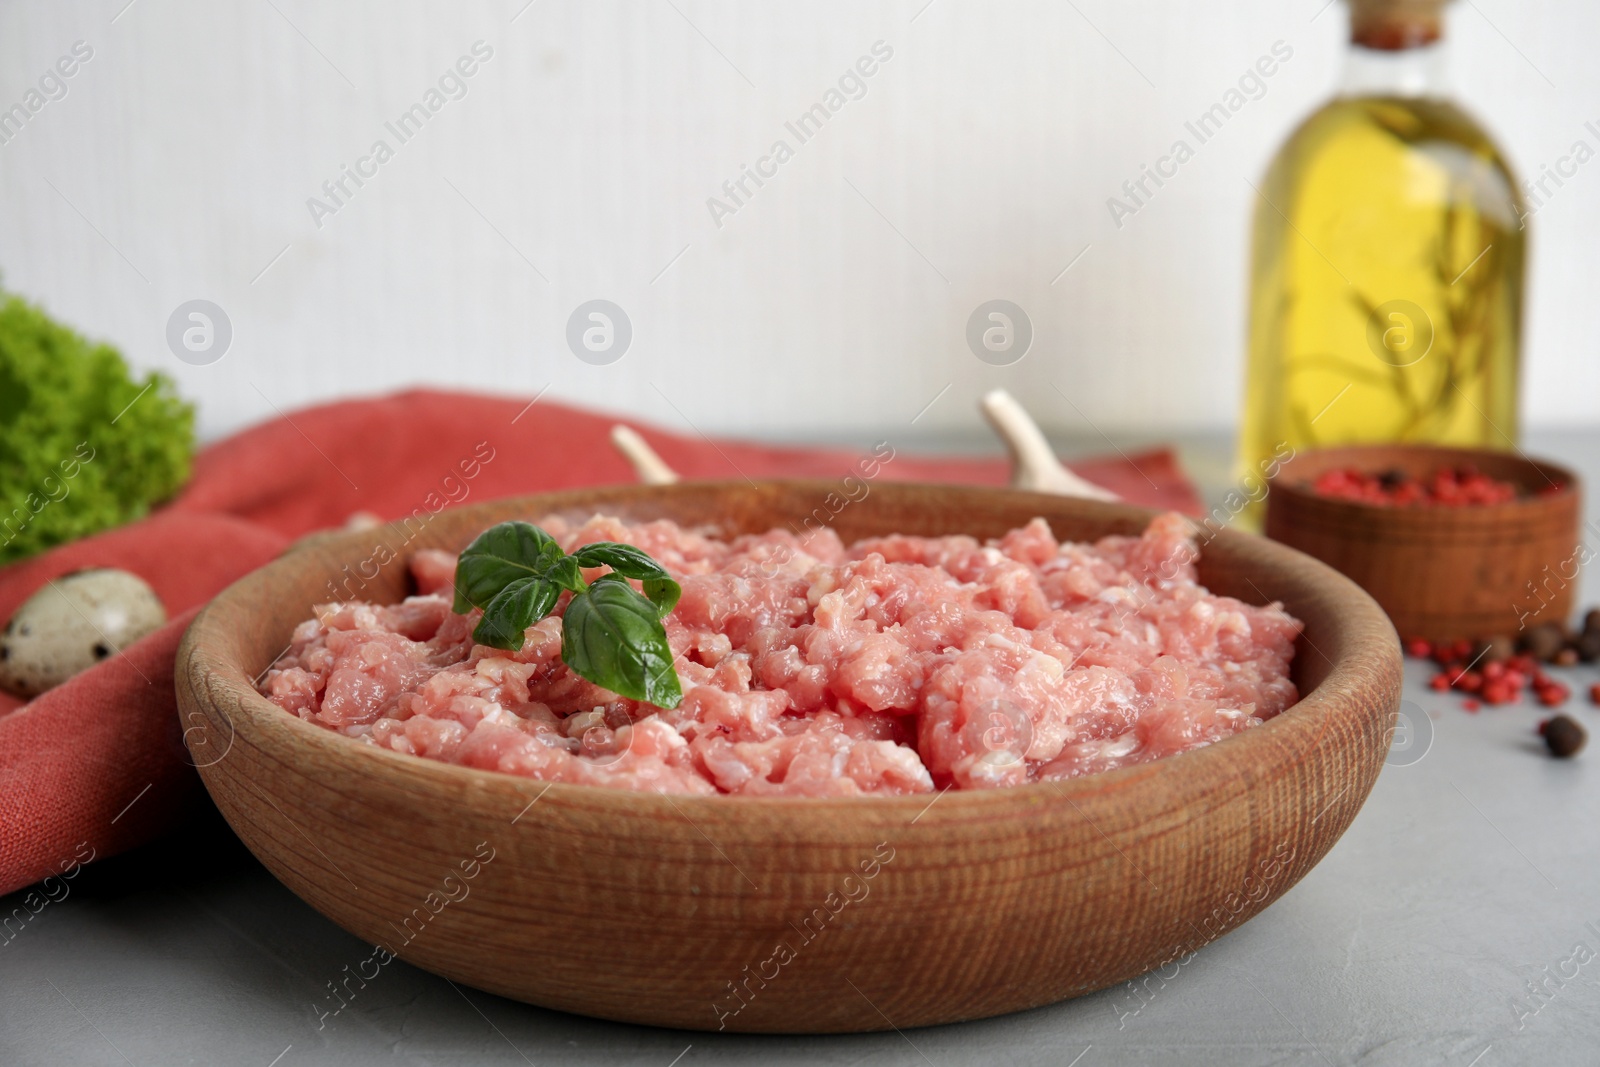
[4,431,1600,1067]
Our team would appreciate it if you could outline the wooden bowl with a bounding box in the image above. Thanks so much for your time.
[176,481,1401,1033]
[1265,445,1582,643]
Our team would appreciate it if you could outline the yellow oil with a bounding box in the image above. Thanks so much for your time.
[1238,94,1525,501]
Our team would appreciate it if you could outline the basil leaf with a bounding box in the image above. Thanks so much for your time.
[453,522,563,614]
[641,576,682,618]
[561,575,683,708]
[545,555,589,596]
[569,541,681,617]
[450,523,684,704]
[570,541,668,576]
[473,576,560,651]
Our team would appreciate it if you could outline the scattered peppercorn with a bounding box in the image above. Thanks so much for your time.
[1541,715,1586,758]
[1419,647,1584,711]
[1407,611,1600,725]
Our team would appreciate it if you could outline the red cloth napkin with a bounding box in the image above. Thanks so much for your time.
[0,389,1198,895]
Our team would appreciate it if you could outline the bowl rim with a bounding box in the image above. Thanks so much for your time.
[179,479,1401,815]
[1267,442,1579,514]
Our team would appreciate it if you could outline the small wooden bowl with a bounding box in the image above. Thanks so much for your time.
[176,481,1401,1033]
[1265,446,1582,643]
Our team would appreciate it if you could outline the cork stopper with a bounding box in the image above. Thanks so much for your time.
[1347,0,1449,50]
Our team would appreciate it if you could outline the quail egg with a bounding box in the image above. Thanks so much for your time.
[0,569,167,698]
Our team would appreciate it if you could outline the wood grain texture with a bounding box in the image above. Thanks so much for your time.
[176,481,1402,1033]
[1266,445,1582,642]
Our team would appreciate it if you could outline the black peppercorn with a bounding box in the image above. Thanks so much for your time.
[1579,609,1600,661]
[1473,634,1516,665]
[1521,621,1568,663]
[1543,715,1586,759]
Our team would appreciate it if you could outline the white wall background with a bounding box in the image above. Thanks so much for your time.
[0,0,1595,447]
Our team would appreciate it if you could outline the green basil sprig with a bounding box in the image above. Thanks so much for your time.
[452,521,684,708]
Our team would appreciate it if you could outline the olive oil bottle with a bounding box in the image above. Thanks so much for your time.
[1237,0,1525,497]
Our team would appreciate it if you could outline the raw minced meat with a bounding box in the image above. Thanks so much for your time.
[257,512,1302,796]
